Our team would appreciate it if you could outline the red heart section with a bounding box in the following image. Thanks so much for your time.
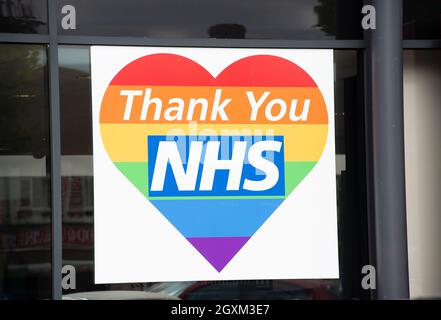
[109,53,318,87]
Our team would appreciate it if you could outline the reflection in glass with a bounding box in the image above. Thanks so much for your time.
[0,44,51,299]
[56,0,363,40]
[404,50,441,299]
[59,46,97,292]
[0,0,48,33]
[404,0,441,39]
[59,46,368,299]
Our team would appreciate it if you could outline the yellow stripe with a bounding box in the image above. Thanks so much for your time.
[99,123,328,162]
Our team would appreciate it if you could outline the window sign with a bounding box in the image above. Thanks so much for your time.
[91,47,338,283]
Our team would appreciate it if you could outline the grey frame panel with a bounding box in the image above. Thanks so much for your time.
[56,37,367,48]
[368,0,409,299]
[0,33,50,43]
[48,0,63,300]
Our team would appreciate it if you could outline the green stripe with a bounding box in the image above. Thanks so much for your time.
[114,162,149,197]
[113,161,316,200]
[284,161,317,195]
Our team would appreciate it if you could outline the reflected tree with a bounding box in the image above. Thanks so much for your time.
[314,0,362,39]
[208,24,247,39]
[0,0,45,33]
[314,0,336,36]
[0,45,48,158]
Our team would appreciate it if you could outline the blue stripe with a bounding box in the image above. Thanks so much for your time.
[151,199,282,237]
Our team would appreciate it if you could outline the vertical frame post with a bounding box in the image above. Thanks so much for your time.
[368,0,410,299]
[48,0,62,300]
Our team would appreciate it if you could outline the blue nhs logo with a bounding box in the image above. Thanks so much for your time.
[147,135,285,197]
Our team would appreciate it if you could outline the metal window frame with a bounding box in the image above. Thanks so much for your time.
[48,0,63,301]
[1,0,439,301]
[1,32,439,49]
[366,0,409,300]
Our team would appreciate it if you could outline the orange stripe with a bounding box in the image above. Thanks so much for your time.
[100,85,328,124]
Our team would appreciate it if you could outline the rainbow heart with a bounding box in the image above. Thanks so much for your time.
[98,53,328,272]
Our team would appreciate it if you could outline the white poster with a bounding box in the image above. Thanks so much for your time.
[91,46,339,283]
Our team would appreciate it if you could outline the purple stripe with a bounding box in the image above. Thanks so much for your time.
[187,236,251,272]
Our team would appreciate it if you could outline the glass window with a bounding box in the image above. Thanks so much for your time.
[59,46,369,300]
[56,0,363,40]
[59,46,97,292]
[0,0,48,34]
[404,0,441,39]
[404,50,441,299]
[0,44,51,299]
